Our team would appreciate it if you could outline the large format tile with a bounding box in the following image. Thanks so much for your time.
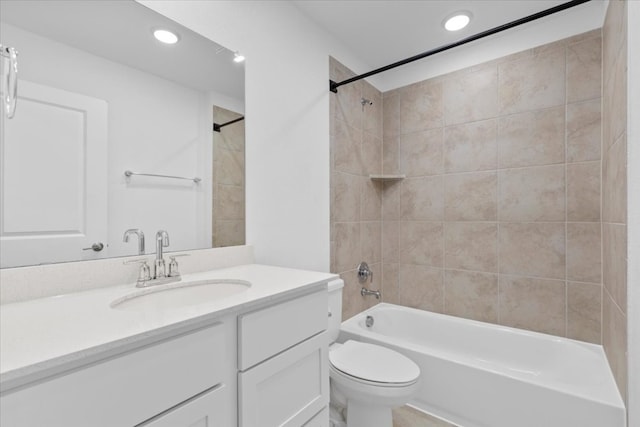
[398,264,444,313]
[499,223,565,279]
[567,36,602,103]
[567,223,601,284]
[361,178,382,221]
[498,48,565,114]
[331,172,361,222]
[603,290,628,401]
[400,81,444,134]
[444,269,498,323]
[214,184,245,220]
[333,118,363,175]
[498,165,565,222]
[382,181,401,220]
[382,263,400,305]
[216,148,244,186]
[362,221,382,265]
[383,136,400,174]
[214,220,245,247]
[444,222,498,272]
[444,66,498,125]
[566,99,602,163]
[567,162,600,222]
[602,135,627,224]
[383,221,399,263]
[400,129,443,177]
[400,177,444,221]
[399,221,444,267]
[603,223,627,314]
[383,91,400,141]
[445,172,497,221]
[335,76,362,130]
[497,107,565,168]
[499,275,566,336]
[603,50,627,150]
[334,222,361,273]
[567,282,602,344]
[363,81,383,138]
[444,119,497,173]
[362,132,382,176]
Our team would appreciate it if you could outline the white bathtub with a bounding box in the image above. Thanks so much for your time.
[339,303,625,427]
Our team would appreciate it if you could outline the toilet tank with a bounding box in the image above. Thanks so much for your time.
[327,279,344,343]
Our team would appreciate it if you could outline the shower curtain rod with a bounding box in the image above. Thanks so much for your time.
[213,116,245,132]
[329,0,591,93]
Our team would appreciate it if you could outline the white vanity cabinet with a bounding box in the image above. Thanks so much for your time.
[0,277,333,427]
[0,320,236,427]
[140,385,228,427]
[237,290,329,427]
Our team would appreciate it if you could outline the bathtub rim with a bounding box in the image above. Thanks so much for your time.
[340,303,625,410]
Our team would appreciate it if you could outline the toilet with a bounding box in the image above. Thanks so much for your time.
[327,280,420,427]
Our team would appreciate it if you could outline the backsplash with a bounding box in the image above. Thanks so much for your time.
[0,245,254,304]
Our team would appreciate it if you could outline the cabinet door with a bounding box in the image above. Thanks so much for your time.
[239,333,328,427]
[139,385,228,427]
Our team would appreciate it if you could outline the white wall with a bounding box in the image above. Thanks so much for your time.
[627,1,639,424]
[139,1,371,272]
[375,0,607,91]
[1,24,241,258]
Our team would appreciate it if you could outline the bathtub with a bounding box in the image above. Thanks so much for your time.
[339,303,626,427]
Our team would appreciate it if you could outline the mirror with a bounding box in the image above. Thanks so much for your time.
[0,0,245,268]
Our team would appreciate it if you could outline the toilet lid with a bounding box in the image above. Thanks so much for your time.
[329,341,420,384]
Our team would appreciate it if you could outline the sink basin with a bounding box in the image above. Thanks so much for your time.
[111,279,251,310]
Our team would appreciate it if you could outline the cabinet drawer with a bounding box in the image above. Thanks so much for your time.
[1,322,229,427]
[138,384,229,427]
[238,332,328,427]
[238,290,327,370]
[303,407,329,427]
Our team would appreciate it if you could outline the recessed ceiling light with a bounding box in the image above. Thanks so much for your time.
[233,51,245,63]
[444,12,472,32]
[153,29,179,44]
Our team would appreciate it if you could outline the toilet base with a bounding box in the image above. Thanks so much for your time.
[346,400,392,427]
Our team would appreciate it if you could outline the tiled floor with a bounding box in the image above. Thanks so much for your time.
[392,406,458,427]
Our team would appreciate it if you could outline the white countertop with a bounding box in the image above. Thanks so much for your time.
[0,264,338,391]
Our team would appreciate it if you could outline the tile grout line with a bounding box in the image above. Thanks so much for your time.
[564,43,570,339]
[496,66,502,327]
[440,95,446,314]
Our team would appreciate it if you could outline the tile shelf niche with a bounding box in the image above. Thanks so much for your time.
[369,174,406,182]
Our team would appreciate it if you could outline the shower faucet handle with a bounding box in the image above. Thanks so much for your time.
[357,261,373,283]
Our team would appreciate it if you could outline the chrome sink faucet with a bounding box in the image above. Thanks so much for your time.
[123,230,186,288]
[123,229,145,255]
[155,230,170,278]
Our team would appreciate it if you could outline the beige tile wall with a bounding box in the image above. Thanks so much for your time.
[212,106,246,247]
[380,30,603,343]
[602,0,628,403]
[330,58,384,320]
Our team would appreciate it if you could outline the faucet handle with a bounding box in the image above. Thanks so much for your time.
[123,258,152,286]
[168,256,180,277]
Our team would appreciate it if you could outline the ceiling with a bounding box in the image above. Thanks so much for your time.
[0,0,244,99]
[294,0,605,75]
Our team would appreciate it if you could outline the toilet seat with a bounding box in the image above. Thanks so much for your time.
[329,341,420,386]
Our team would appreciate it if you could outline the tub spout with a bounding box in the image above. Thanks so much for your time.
[361,287,381,299]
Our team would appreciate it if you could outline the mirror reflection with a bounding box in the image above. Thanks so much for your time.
[0,0,245,268]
